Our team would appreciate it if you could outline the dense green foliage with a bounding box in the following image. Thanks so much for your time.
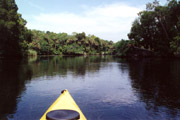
[0,0,31,57]
[28,30,114,55]
[1,0,180,57]
[114,40,135,57]
[128,0,180,57]
[0,0,113,57]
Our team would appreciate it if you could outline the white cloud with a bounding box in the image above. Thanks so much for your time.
[27,3,143,42]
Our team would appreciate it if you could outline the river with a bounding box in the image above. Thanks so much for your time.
[0,56,180,120]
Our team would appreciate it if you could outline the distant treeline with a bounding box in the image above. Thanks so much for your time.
[1,0,180,57]
[0,0,114,57]
[28,30,114,56]
[116,0,180,57]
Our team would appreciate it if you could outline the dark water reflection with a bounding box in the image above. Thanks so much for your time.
[0,56,180,120]
[0,59,32,120]
[126,58,180,119]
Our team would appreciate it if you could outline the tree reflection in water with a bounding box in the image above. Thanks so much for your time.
[0,58,32,120]
[123,58,180,118]
[29,56,113,78]
[0,56,113,119]
[1,56,180,119]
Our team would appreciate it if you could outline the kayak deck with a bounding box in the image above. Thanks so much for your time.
[40,89,86,120]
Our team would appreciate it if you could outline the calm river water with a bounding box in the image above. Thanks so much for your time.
[0,56,180,120]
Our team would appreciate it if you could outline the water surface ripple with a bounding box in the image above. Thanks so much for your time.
[0,56,180,120]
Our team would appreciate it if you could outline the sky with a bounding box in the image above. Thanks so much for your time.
[16,0,167,42]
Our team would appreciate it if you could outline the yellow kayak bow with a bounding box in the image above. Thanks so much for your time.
[40,89,87,120]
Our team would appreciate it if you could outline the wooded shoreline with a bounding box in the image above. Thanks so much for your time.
[0,0,180,58]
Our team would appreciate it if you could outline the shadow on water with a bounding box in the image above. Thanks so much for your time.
[0,58,32,120]
[118,58,180,119]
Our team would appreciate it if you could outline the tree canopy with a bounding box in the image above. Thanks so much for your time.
[28,30,114,55]
[1,0,180,58]
[0,0,31,57]
[128,0,180,57]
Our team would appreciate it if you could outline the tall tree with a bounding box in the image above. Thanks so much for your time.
[128,0,180,57]
[0,0,31,57]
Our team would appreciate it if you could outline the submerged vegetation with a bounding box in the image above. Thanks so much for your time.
[0,0,180,57]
